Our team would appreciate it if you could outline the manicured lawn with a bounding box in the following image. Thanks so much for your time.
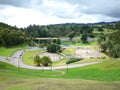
[23,50,67,66]
[52,58,67,66]
[62,41,97,46]
[0,44,28,57]
[61,59,120,81]
[22,50,45,66]
[0,59,120,81]
[0,59,120,90]
[63,47,76,56]
[0,78,119,90]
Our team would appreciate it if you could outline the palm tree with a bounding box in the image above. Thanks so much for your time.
[34,55,41,66]
[41,56,52,66]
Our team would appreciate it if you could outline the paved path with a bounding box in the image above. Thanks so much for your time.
[0,47,101,70]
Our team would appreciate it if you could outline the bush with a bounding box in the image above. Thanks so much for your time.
[66,58,83,64]
[47,43,61,53]
[101,56,106,59]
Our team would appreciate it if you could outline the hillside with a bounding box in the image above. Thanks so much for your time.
[0,59,120,90]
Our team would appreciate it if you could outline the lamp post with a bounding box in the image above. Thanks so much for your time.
[66,61,69,73]
[51,62,53,71]
[42,65,44,72]
[18,57,20,72]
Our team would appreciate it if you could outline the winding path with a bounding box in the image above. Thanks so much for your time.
[0,47,101,70]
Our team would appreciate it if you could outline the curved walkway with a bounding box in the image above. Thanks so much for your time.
[0,47,101,70]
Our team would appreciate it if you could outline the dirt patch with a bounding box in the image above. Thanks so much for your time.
[74,47,101,58]
[38,52,64,62]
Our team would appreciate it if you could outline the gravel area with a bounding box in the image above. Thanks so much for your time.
[74,47,101,58]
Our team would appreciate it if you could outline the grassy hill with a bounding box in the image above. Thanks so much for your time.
[0,59,120,80]
[0,44,28,57]
[0,58,120,90]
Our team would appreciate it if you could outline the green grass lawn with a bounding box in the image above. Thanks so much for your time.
[0,59,120,90]
[52,58,67,66]
[0,58,120,81]
[22,50,45,66]
[62,47,76,56]
[0,44,28,57]
[23,50,67,66]
[0,78,119,90]
[0,58,120,90]
[62,41,97,46]
[61,59,120,81]
[92,28,114,37]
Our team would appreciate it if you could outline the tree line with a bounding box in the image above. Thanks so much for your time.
[0,22,26,47]
[0,22,95,47]
[25,23,94,38]
[98,21,120,58]
[0,21,120,57]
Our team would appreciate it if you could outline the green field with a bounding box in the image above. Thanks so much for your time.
[22,50,67,66]
[52,58,67,66]
[63,47,76,56]
[0,40,120,90]
[61,41,97,46]
[0,44,28,57]
[22,50,45,65]
[0,59,120,81]
[0,78,119,90]
[0,58,120,90]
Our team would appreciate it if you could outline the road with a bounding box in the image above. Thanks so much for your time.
[0,47,100,70]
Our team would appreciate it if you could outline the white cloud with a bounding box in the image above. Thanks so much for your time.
[33,0,80,18]
[0,0,120,27]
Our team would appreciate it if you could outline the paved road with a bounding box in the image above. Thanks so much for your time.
[0,47,101,70]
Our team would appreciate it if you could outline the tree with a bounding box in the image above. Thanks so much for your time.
[66,31,76,41]
[108,44,118,58]
[97,21,120,58]
[115,21,120,30]
[41,56,52,66]
[52,39,61,44]
[53,39,57,43]
[47,43,61,53]
[100,41,108,52]
[97,33,106,44]
[81,31,87,43]
[98,27,104,31]
[56,39,61,45]
[34,55,41,66]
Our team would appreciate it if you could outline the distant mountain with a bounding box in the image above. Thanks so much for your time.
[85,21,119,25]
[49,21,119,26]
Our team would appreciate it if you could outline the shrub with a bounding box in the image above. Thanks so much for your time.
[47,43,61,53]
[41,56,52,66]
[34,55,41,66]
[66,58,83,64]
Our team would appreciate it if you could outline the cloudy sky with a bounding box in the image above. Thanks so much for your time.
[0,0,120,27]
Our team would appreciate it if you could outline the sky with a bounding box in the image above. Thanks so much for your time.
[0,0,120,28]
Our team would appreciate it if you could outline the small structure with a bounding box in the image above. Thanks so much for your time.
[35,38,59,44]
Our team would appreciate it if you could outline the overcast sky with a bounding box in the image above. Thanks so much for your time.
[0,0,120,27]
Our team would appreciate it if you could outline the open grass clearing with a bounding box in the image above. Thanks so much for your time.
[23,50,67,66]
[61,41,97,46]
[0,78,120,90]
[62,47,76,56]
[0,58,120,81]
[52,58,67,66]
[0,59,120,90]
[61,59,120,81]
[0,44,28,57]
[22,50,45,66]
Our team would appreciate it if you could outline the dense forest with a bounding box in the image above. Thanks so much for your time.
[25,23,94,38]
[0,21,120,58]
[0,22,26,47]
